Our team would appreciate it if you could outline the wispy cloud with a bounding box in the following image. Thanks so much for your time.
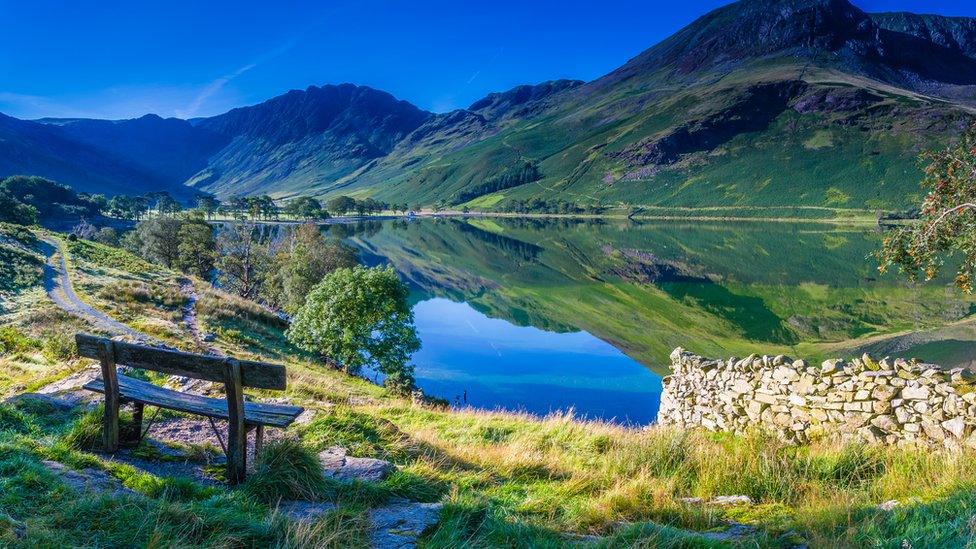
[177,38,300,118]
[0,92,88,119]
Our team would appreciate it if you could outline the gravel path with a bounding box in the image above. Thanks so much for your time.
[177,278,222,357]
[40,237,151,343]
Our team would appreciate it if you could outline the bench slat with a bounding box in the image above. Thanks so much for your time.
[76,334,286,390]
[83,375,303,428]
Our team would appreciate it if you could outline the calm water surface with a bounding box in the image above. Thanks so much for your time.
[327,217,976,424]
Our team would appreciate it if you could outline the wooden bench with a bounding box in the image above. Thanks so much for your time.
[76,334,303,483]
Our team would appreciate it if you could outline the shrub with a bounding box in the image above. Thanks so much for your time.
[245,438,328,502]
[0,327,38,355]
[42,332,77,362]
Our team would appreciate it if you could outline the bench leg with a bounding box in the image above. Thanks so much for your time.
[224,359,246,484]
[122,402,144,445]
[255,425,264,456]
[99,341,120,453]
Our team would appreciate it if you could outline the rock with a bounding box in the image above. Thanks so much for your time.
[3,392,77,412]
[42,461,136,497]
[703,521,758,541]
[368,500,443,549]
[871,415,898,432]
[942,417,968,439]
[277,501,337,523]
[877,500,899,511]
[202,332,216,343]
[821,359,842,374]
[293,409,318,425]
[901,386,930,401]
[709,495,753,506]
[319,446,395,482]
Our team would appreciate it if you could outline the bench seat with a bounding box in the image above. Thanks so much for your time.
[84,374,303,428]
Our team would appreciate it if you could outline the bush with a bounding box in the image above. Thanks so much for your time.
[0,327,38,355]
[245,439,328,502]
[42,332,77,362]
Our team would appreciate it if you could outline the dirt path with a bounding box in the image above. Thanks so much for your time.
[39,237,152,344]
[177,278,223,357]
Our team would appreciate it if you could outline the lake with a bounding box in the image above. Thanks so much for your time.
[325,217,976,424]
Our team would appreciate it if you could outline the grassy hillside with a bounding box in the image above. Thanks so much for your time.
[3,223,976,546]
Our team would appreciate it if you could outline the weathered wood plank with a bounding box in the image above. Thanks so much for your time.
[225,359,246,485]
[75,334,286,390]
[83,375,302,428]
[99,340,120,452]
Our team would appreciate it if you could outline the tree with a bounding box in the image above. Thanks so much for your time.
[265,222,358,314]
[286,265,420,394]
[197,195,221,220]
[132,217,182,267]
[327,196,357,216]
[878,127,976,292]
[216,222,272,300]
[285,197,324,220]
[93,227,119,247]
[176,213,217,279]
[154,193,182,217]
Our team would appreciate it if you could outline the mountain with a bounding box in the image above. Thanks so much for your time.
[40,114,229,185]
[185,84,432,198]
[0,113,193,199]
[3,0,976,212]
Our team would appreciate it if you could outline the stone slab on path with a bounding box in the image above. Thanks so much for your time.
[319,446,395,483]
[42,460,136,498]
[368,499,443,549]
[277,501,338,523]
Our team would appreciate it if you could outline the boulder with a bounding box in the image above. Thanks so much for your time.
[319,446,395,482]
[369,500,443,549]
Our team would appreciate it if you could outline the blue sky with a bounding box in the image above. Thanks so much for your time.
[1,0,974,120]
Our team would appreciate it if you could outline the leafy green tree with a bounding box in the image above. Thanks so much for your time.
[176,213,217,279]
[878,128,976,292]
[286,265,420,393]
[327,196,357,216]
[265,222,358,314]
[284,197,324,220]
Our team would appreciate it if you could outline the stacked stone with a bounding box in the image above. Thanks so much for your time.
[658,347,976,448]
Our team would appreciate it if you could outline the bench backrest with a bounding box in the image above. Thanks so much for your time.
[75,334,286,390]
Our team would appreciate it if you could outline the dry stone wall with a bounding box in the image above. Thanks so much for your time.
[658,348,976,448]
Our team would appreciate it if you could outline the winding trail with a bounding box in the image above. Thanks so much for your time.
[177,278,223,357]
[40,237,152,344]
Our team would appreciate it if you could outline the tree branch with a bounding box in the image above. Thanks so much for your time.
[922,202,976,242]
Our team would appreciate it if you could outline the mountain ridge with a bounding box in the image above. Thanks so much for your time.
[4,0,975,211]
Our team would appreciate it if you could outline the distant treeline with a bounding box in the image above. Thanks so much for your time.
[500,198,607,215]
[451,162,541,204]
[108,193,407,222]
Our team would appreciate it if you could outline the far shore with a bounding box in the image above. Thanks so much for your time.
[193,207,905,227]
